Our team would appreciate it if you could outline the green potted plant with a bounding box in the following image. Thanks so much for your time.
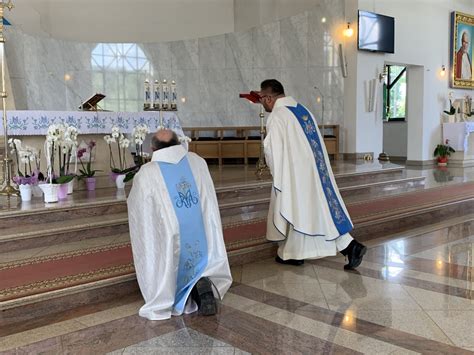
[433,139,455,166]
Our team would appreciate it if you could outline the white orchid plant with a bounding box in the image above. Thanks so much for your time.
[45,123,79,184]
[8,138,42,185]
[104,126,131,175]
[132,124,150,166]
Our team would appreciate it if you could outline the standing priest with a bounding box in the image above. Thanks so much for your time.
[127,129,232,320]
[260,79,366,270]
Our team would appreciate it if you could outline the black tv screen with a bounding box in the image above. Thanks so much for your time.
[358,10,395,53]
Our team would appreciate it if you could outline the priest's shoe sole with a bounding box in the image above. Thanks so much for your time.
[192,278,217,316]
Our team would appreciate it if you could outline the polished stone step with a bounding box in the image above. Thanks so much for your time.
[0,213,129,253]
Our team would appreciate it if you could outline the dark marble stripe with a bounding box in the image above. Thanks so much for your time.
[0,280,141,337]
[230,283,473,355]
[8,314,184,355]
[184,305,359,355]
[310,259,473,300]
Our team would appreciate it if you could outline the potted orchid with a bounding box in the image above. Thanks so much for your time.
[123,124,151,183]
[9,138,41,202]
[43,123,79,201]
[104,126,131,189]
[77,140,101,191]
[434,139,456,166]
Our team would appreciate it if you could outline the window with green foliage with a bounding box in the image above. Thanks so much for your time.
[383,65,407,121]
[91,43,152,112]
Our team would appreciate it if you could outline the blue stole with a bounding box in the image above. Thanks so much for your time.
[286,104,353,237]
[158,157,208,313]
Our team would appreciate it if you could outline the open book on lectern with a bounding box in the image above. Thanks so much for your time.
[79,93,106,111]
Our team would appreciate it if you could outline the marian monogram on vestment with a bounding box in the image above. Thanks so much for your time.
[175,177,199,208]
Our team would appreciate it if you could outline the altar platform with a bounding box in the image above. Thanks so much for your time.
[2,160,474,317]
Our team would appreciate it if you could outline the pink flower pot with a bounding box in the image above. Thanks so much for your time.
[58,183,68,199]
[85,177,96,191]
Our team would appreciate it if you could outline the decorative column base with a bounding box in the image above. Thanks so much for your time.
[0,157,19,197]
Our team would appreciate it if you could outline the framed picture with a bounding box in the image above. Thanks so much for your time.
[450,11,474,89]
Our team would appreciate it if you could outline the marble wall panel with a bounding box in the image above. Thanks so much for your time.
[225,30,254,69]
[170,39,199,70]
[199,35,226,69]
[254,21,281,69]
[5,28,26,79]
[280,11,308,68]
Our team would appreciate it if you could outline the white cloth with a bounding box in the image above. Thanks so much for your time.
[264,96,354,259]
[443,122,474,151]
[3,110,184,136]
[127,144,232,320]
[461,52,472,80]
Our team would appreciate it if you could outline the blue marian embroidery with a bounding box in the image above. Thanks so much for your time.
[175,177,199,208]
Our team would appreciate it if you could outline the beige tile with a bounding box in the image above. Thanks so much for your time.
[403,285,474,311]
[320,278,423,311]
[75,300,144,327]
[0,319,87,351]
[426,310,474,348]
[349,259,472,290]
[241,259,318,285]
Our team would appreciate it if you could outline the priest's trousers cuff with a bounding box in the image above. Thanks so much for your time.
[335,233,353,251]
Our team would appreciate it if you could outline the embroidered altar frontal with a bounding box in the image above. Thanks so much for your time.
[2,111,184,136]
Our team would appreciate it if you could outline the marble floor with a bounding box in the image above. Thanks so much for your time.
[2,217,473,354]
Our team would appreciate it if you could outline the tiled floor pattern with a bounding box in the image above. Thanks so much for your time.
[2,217,473,354]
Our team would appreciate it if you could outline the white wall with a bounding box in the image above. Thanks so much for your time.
[234,0,320,31]
[344,0,474,162]
[8,0,235,42]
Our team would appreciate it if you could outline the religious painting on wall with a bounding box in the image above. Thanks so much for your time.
[450,11,474,89]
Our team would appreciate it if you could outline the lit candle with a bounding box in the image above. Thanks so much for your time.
[144,79,151,110]
[153,80,161,110]
[161,79,169,110]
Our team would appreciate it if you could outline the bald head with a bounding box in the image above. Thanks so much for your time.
[151,129,180,151]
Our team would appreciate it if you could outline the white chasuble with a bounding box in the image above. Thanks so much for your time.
[264,97,353,260]
[127,145,232,320]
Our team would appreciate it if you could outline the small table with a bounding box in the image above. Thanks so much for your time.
[442,122,474,167]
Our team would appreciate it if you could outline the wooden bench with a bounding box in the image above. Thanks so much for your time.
[184,125,339,165]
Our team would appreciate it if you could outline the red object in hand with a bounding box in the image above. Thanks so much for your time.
[239,91,261,103]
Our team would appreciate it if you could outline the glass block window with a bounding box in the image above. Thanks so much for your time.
[91,43,152,112]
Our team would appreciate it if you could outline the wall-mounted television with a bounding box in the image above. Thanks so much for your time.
[358,10,395,54]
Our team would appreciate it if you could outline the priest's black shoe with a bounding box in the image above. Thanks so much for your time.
[341,240,367,270]
[275,255,304,266]
[191,277,217,316]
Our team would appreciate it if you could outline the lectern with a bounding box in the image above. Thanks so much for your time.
[79,93,106,111]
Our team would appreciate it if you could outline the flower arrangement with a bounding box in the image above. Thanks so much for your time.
[132,124,150,166]
[45,123,79,184]
[443,92,456,116]
[77,140,101,178]
[8,138,42,185]
[104,126,131,175]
